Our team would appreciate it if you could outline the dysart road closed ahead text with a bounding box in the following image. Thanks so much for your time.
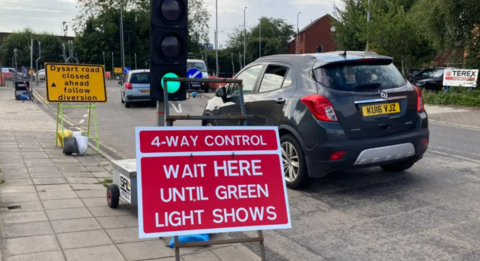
[45,63,107,103]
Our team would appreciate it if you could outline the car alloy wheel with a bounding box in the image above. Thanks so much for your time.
[282,141,299,182]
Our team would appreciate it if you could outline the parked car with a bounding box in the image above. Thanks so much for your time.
[119,69,150,108]
[37,69,45,81]
[187,59,209,92]
[409,67,454,91]
[407,68,424,79]
[202,51,429,189]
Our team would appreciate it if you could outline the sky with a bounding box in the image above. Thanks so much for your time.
[0,0,344,46]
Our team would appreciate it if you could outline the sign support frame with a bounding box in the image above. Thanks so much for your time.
[55,102,100,153]
[159,77,266,261]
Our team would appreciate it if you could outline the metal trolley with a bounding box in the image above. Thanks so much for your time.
[106,78,267,260]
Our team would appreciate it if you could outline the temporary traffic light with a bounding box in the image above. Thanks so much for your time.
[150,0,188,101]
[33,40,39,56]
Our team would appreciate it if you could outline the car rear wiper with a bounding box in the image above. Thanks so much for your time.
[353,83,382,91]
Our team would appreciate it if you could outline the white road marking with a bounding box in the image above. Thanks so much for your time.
[79,119,85,124]
[83,114,88,118]
[171,103,182,113]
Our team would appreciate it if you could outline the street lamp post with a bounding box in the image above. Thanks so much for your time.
[244,7,247,67]
[296,12,301,54]
[135,53,137,69]
[120,6,126,78]
[259,18,262,58]
[215,0,219,77]
[103,51,106,70]
[366,0,370,51]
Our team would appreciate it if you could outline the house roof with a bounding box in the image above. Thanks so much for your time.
[298,14,334,34]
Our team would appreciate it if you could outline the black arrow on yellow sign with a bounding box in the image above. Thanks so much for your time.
[51,83,56,87]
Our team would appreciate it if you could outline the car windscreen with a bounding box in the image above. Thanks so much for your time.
[314,61,407,91]
[130,73,150,84]
[420,69,444,78]
[187,62,207,72]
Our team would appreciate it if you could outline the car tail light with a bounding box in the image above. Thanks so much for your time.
[125,83,133,90]
[422,138,429,147]
[414,86,424,112]
[301,95,337,122]
[330,151,346,161]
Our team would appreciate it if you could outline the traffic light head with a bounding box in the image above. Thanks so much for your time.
[150,0,188,101]
[33,40,39,56]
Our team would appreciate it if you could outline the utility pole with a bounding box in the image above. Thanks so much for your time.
[111,52,114,76]
[135,53,137,69]
[296,12,301,54]
[103,51,106,70]
[238,52,242,71]
[244,7,247,67]
[215,0,219,77]
[30,38,33,81]
[366,0,370,51]
[120,6,126,78]
[231,52,235,76]
[36,42,41,85]
[259,18,262,58]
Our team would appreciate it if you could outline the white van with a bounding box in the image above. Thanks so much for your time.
[187,59,209,92]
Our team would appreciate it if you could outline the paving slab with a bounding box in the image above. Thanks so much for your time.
[81,197,108,207]
[65,177,99,184]
[57,230,112,249]
[36,184,72,192]
[64,245,126,261]
[30,172,63,178]
[33,178,67,185]
[46,207,92,220]
[96,217,127,229]
[71,184,105,190]
[117,241,174,261]
[2,221,53,238]
[106,227,150,244]
[88,206,133,217]
[0,179,33,186]
[0,185,36,194]
[0,193,39,203]
[2,201,44,212]
[28,166,59,173]
[76,190,106,198]
[43,198,85,210]
[51,217,101,233]
[3,235,60,256]
[4,251,65,261]
[38,191,78,200]
[3,211,48,224]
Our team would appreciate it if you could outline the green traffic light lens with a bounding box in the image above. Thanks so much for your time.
[161,72,180,93]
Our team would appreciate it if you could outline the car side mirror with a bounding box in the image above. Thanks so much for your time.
[215,86,227,99]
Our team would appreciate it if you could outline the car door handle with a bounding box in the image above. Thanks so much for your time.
[275,98,286,104]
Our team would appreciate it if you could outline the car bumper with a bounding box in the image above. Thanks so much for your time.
[305,127,429,177]
[125,95,151,102]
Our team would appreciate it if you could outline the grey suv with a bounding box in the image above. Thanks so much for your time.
[202,51,429,189]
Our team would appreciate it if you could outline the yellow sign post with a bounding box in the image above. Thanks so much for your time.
[45,63,107,102]
[114,67,122,74]
[45,63,107,153]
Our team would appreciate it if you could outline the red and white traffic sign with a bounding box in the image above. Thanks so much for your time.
[135,126,291,238]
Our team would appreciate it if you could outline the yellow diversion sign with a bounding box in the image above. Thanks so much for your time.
[45,63,107,102]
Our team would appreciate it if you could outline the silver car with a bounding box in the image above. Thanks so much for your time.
[120,70,150,108]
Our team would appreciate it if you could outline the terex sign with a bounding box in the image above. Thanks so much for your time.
[443,69,479,87]
[136,126,291,238]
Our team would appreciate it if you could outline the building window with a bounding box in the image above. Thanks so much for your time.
[317,45,323,53]
[300,33,304,43]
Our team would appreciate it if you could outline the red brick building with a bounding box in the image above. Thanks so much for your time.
[288,15,338,54]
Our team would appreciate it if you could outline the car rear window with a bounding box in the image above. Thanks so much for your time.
[130,73,150,84]
[314,62,406,91]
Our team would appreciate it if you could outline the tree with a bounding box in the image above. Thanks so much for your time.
[363,1,436,75]
[333,0,436,75]
[225,17,295,65]
[0,28,63,68]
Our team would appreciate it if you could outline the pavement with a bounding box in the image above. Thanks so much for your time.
[4,82,480,260]
[0,87,260,261]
